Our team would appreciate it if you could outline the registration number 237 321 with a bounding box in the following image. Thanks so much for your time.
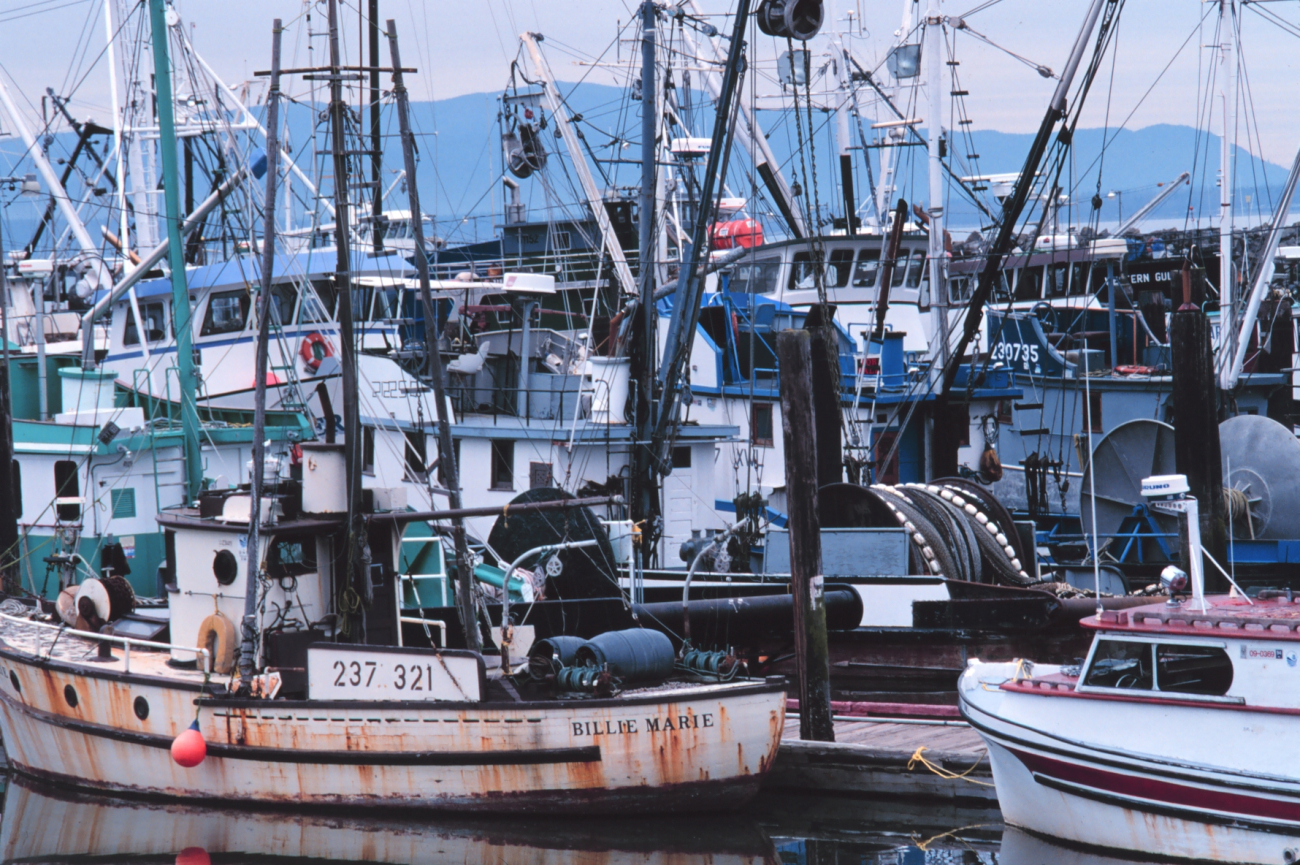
[332,659,439,691]
[306,644,482,701]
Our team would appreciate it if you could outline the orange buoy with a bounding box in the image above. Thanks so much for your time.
[171,720,207,768]
[175,848,211,865]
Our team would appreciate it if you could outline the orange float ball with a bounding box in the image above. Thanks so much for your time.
[171,721,207,768]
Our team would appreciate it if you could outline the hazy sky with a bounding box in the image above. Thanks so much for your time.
[1,0,1298,162]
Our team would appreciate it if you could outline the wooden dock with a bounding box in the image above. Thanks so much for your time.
[765,715,998,803]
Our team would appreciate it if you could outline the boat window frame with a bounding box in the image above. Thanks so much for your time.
[199,289,251,337]
[1075,634,1244,704]
[726,257,782,294]
[122,300,169,346]
[827,248,855,288]
[853,249,881,289]
[904,249,927,288]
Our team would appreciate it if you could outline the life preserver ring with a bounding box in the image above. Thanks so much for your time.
[1115,365,1156,376]
[197,612,237,675]
[300,332,333,372]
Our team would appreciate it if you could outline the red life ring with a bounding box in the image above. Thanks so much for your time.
[300,332,333,372]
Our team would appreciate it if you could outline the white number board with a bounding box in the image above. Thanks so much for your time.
[306,644,483,702]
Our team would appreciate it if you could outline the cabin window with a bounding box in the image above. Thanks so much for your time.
[54,460,80,521]
[904,250,927,288]
[853,250,881,288]
[267,283,298,326]
[267,534,317,579]
[1014,267,1043,302]
[1069,263,1093,296]
[299,284,334,324]
[372,287,399,321]
[751,404,775,448]
[491,441,515,490]
[553,230,571,251]
[123,301,167,346]
[1156,644,1233,696]
[671,446,692,469]
[950,276,972,302]
[789,252,821,292]
[10,460,19,519]
[827,249,855,288]
[403,430,427,482]
[200,290,250,336]
[1046,264,1070,298]
[729,259,781,294]
[362,426,375,475]
[1083,640,1153,690]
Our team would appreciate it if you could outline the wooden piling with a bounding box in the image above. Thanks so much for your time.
[777,329,834,742]
[1170,302,1227,592]
[805,304,843,488]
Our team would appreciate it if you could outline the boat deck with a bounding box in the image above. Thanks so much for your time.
[767,714,996,803]
[0,617,219,687]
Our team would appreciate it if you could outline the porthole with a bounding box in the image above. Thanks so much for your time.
[9,671,19,692]
[213,549,238,586]
[133,696,149,720]
[63,684,78,708]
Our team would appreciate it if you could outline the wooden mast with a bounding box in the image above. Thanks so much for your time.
[386,21,482,651]
[326,0,367,635]
[240,18,283,687]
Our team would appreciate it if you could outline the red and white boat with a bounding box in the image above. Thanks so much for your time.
[961,474,1300,863]
[962,595,1300,862]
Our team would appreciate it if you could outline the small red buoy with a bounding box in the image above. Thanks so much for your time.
[175,848,211,865]
[171,720,207,768]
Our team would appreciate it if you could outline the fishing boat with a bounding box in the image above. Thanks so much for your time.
[960,472,1300,862]
[0,0,786,815]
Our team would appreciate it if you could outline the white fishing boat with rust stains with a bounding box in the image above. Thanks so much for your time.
[0,450,785,811]
[0,0,791,814]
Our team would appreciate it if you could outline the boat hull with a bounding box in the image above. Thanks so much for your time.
[0,646,783,814]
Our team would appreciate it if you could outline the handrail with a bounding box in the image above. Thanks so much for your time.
[499,538,602,672]
[0,609,213,675]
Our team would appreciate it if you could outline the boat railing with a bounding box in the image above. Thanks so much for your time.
[446,383,589,424]
[0,609,213,675]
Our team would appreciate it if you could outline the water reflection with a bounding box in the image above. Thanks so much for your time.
[0,774,1194,865]
[0,775,779,864]
[997,826,1163,865]
[751,790,1002,864]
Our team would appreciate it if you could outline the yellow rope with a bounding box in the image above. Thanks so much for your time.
[911,822,1000,852]
[907,746,996,787]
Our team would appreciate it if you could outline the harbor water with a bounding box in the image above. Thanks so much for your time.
[0,768,1011,864]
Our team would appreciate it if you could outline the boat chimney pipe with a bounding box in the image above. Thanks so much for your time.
[503,176,525,224]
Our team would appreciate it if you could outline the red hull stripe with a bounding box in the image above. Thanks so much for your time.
[1008,747,1300,824]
